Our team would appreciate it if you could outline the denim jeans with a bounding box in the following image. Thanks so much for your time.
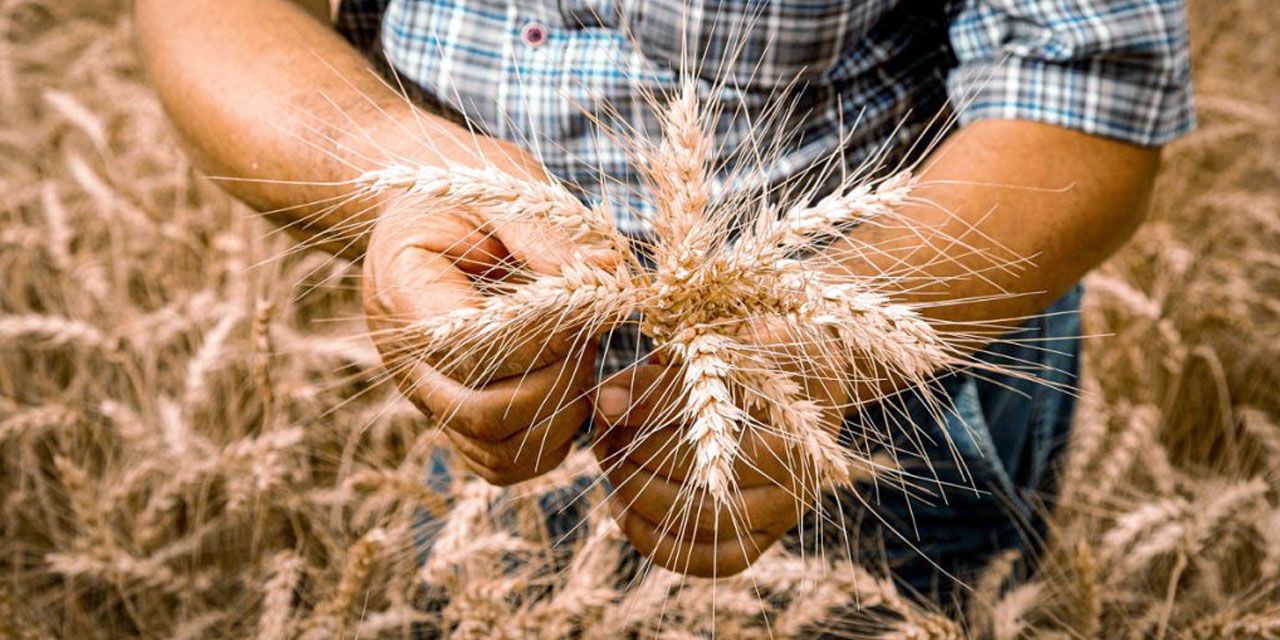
[792,285,1083,607]
[416,285,1083,611]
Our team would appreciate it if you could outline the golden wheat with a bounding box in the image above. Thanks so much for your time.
[357,80,991,509]
[1,1,1278,639]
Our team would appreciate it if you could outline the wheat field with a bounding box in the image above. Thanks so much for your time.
[1,1,1278,638]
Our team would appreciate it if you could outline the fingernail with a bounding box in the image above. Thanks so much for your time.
[597,386,630,421]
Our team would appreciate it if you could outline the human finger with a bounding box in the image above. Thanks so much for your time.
[366,242,581,384]
[487,213,618,277]
[450,434,575,487]
[397,341,597,443]
[604,454,800,543]
[610,498,785,578]
[598,413,806,489]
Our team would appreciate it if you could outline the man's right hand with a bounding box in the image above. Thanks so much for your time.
[136,0,603,485]
[362,142,603,486]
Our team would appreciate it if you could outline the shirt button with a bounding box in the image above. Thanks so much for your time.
[521,22,547,47]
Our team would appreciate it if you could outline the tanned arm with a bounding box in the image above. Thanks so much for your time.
[134,0,535,258]
[136,0,602,487]
[830,119,1159,339]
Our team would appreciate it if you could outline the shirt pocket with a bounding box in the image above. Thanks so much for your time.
[623,0,882,89]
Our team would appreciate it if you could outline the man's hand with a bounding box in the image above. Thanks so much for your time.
[593,366,803,577]
[592,322,850,577]
[364,142,605,486]
[138,0,605,485]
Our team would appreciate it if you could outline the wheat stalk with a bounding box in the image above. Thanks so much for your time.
[0,313,116,351]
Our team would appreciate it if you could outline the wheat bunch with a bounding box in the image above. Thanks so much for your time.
[353,80,989,507]
[7,2,1280,639]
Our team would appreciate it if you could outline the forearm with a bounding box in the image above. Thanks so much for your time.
[826,119,1160,343]
[135,0,508,257]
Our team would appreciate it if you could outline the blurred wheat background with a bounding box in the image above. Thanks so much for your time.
[1,0,1277,638]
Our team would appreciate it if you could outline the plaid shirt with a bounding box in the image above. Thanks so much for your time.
[337,0,1194,235]
[339,2,1191,584]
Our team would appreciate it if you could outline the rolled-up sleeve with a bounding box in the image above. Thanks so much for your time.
[947,0,1196,146]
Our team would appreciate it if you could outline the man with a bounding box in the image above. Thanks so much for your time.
[136,0,1193,605]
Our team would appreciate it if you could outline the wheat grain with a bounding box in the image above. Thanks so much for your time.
[345,468,450,518]
[883,612,966,640]
[0,405,80,445]
[64,151,153,230]
[967,548,1019,636]
[809,283,951,381]
[409,257,635,361]
[991,583,1040,640]
[221,427,305,512]
[157,395,199,458]
[1116,519,1188,578]
[644,81,713,251]
[1241,407,1280,476]
[301,528,387,640]
[378,82,965,505]
[355,163,619,247]
[770,170,915,251]
[1186,478,1269,551]
[1085,272,1164,320]
[352,607,434,637]
[0,313,115,351]
[1090,403,1161,506]
[1257,509,1280,580]
[46,550,186,595]
[421,480,501,584]
[183,310,243,410]
[43,88,109,152]
[1180,612,1280,639]
[1101,496,1190,562]
[252,296,276,419]
[671,331,744,503]
[39,180,72,272]
[1069,541,1101,639]
[258,551,302,640]
[170,613,225,640]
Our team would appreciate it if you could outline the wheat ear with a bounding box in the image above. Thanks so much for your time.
[257,551,302,640]
[671,330,745,503]
[354,163,619,245]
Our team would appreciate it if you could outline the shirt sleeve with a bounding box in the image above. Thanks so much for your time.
[947,0,1196,146]
[334,0,389,55]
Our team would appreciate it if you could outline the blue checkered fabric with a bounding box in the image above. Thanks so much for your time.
[337,0,1194,236]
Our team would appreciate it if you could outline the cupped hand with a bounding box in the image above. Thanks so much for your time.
[591,321,852,577]
[363,142,605,486]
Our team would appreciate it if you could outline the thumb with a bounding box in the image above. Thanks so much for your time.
[594,364,686,429]
[488,215,618,277]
